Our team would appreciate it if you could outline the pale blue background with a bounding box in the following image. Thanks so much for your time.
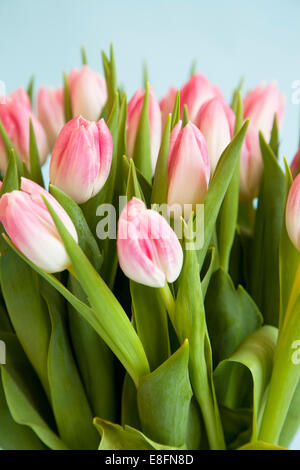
[1,0,300,448]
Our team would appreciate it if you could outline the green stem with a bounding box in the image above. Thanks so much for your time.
[259,262,300,444]
[158,283,176,330]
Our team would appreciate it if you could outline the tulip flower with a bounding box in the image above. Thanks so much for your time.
[50,116,113,204]
[285,173,300,251]
[180,73,222,122]
[117,197,183,288]
[0,88,49,172]
[0,177,78,272]
[290,147,300,179]
[160,87,177,127]
[37,86,65,149]
[127,87,162,174]
[195,97,234,174]
[69,65,107,122]
[239,122,263,201]
[167,121,210,213]
[243,82,285,141]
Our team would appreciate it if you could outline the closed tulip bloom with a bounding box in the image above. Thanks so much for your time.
[286,174,300,251]
[37,86,64,149]
[69,65,107,121]
[167,121,210,212]
[0,177,78,272]
[160,87,177,127]
[290,147,300,179]
[127,87,162,174]
[0,88,49,172]
[50,116,113,204]
[180,73,222,122]
[239,122,263,201]
[117,198,183,288]
[243,82,285,141]
[195,97,234,174]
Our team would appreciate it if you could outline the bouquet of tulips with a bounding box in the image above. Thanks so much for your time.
[0,45,299,451]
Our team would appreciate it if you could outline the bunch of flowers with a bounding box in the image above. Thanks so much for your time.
[0,45,299,451]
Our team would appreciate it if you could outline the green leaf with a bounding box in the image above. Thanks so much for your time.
[171,90,180,130]
[126,159,144,201]
[0,122,22,174]
[250,133,286,326]
[269,114,279,158]
[130,281,170,371]
[0,375,46,450]
[238,440,286,450]
[123,156,152,205]
[101,44,117,118]
[142,61,149,90]
[41,280,99,450]
[182,104,189,127]
[94,419,182,450]
[0,332,68,450]
[63,71,73,122]
[201,247,217,298]
[80,46,88,65]
[68,275,116,421]
[279,380,300,448]
[0,250,51,398]
[0,149,19,196]
[197,120,249,270]
[133,82,152,182]
[151,114,171,205]
[189,60,197,78]
[205,268,263,365]
[27,75,35,105]
[43,198,150,386]
[29,118,44,186]
[137,340,191,447]
[214,325,278,441]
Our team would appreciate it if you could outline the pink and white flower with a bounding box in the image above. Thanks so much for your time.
[37,86,65,149]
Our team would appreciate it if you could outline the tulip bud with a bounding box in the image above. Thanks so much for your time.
[69,65,107,121]
[239,122,263,201]
[0,177,78,272]
[117,197,183,288]
[127,87,162,174]
[180,73,222,122]
[290,147,300,179]
[167,121,210,214]
[50,116,113,204]
[0,88,49,172]
[243,82,285,141]
[286,174,300,251]
[37,86,64,149]
[160,87,177,127]
[195,97,234,174]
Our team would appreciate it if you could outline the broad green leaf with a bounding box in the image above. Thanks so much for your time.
[151,114,171,205]
[130,281,170,371]
[137,341,192,447]
[94,418,182,450]
[186,398,206,450]
[214,325,278,441]
[41,279,99,449]
[68,275,116,421]
[238,440,285,450]
[0,375,46,450]
[217,91,243,271]
[0,303,12,332]
[205,268,262,365]
[250,133,286,326]
[43,198,150,386]
[29,118,44,186]
[0,332,68,450]
[0,249,51,397]
[121,373,141,429]
[133,82,152,182]
[175,235,225,450]
[63,71,73,122]
[279,380,300,448]
[197,121,249,270]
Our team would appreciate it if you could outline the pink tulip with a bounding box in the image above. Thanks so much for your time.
[243,82,285,141]
[160,87,177,127]
[167,121,210,213]
[239,122,263,201]
[290,147,300,179]
[195,97,234,174]
[0,177,78,272]
[180,73,223,122]
[0,88,49,172]
[117,197,183,287]
[50,116,113,204]
[286,174,300,251]
[69,65,107,122]
[37,86,64,149]
[127,87,162,174]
